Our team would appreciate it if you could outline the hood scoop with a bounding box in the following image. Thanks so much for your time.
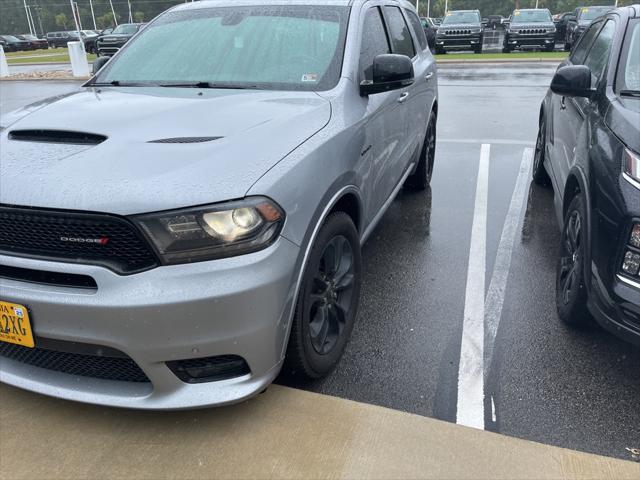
[8,129,107,145]
[148,136,223,144]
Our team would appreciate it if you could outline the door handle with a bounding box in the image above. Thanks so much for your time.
[398,92,410,104]
[425,72,434,82]
[561,97,567,110]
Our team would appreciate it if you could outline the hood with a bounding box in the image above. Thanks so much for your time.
[0,87,331,215]
[438,23,481,30]
[510,22,554,29]
[607,98,640,153]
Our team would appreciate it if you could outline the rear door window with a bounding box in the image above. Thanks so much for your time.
[404,9,428,51]
[383,6,416,58]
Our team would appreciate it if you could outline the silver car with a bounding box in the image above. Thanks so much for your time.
[0,0,438,409]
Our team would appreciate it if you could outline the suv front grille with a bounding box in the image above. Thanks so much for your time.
[445,29,473,35]
[0,342,150,383]
[0,205,158,274]
[519,28,547,35]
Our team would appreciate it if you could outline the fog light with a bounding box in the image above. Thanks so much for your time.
[630,224,640,248]
[622,250,640,276]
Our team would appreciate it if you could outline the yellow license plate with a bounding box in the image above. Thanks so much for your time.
[0,301,34,348]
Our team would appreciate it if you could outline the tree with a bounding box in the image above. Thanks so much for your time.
[55,13,68,30]
[133,11,145,23]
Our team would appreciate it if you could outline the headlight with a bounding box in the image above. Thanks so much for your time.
[133,197,284,264]
[471,28,482,33]
[548,27,557,33]
[623,147,640,186]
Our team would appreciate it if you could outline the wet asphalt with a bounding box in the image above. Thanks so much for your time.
[1,64,638,462]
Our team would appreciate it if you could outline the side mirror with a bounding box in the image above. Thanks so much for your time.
[92,56,110,75]
[550,65,595,98]
[360,54,414,96]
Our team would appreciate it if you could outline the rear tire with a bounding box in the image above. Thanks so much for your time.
[533,113,551,185]
[405,111,437,191]
[474,45,483,54]
[284,212,362,379]
[556,194,592,327]
[502,46,512,53]
[545,44,555,52]
[435,47,445,55]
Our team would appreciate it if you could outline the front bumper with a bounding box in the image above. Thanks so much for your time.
[588,268,640,347]
[505,35,555,49]
[0,237,300,409]
[435,35,482,50]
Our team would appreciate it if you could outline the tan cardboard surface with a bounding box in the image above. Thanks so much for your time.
[0,383,638,479]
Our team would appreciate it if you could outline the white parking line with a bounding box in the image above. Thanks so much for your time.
[485,148,533,380]
[456,143,490,430]
[440,138,536,146]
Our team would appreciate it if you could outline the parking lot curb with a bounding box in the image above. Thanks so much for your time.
[1,383,638,479]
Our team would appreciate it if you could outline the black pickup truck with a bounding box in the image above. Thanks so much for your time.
[434,10,484,54]
[503,8,557,52]
[96,23,144,57]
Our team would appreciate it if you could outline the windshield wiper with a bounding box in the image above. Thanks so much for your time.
[159,82,261,90]
[620,90,640,98]
[90,80,151,87]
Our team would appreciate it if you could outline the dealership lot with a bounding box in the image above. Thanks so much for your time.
[1,63,638,462]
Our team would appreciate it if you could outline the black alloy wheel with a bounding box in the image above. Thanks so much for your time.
[285,212,362,379]
[556,194,591,326]
[405,111,437,190]
[533,114,551,185]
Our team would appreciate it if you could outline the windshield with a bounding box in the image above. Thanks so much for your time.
[95,6,349,91]
[442,11,480,25]
[3,35,20,41]
[578,7,611,21]
[112,24,140,35]
[512,10,552,24]
[618,20,640,94]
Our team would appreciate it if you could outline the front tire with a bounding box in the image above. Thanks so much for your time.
[556,195,592,327]
[285,212,362,379]
[405,111,437,190]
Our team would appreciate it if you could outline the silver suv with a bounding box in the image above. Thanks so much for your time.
[0,0,438,409]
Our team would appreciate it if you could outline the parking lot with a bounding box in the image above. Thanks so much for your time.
[1,62,639,463]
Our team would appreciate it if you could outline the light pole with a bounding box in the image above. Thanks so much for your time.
[74,2,83,30]
[27,6,36,35]
[109,0,118,26]
[128,0,133,23]
[22,0,34,35]
[69,0,82,42]
[89,0,97,29]
[445,0,448,16]
[427,0,430,18]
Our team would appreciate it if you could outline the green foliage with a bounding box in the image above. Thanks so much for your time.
[133,11,144,23]
[54,12,68,29]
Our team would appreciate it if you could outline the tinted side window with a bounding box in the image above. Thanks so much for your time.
[583,20,616,83]
[359,7,391,81]
[571,21,602,65]
[384,6,416,58]
[404,9,428,51]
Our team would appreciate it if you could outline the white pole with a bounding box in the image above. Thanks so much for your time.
[74,2,83,30]
[128,0,133,22]
[535,0,539,8]
[427,0,430,18]
[22,0,34,35]
[445,0,448,16]
[109,0,118,26]
[89,0,97,30]
[27,5,36,36]
[416,0,420,15]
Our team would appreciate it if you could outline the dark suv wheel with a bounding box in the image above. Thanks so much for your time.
[533,113,551,185]
[285,212,362,379]
[556,194,592,327]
